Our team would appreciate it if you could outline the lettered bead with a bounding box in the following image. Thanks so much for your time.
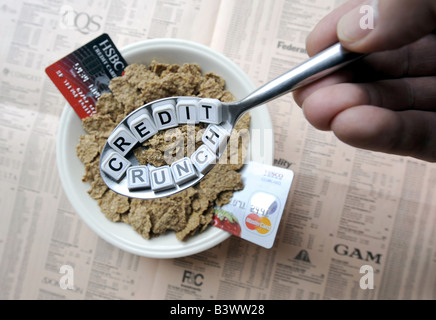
[171,157,198,185]
[152,101,178,130]
[191,144,216,174]
[176,99,199,124]
[201,124,229,154]
[150,166,176,192]
[127,110,158,143]
[197,98,222,124]
[108,125,138,156]
[127,165,151,190]
[101,150,132,181]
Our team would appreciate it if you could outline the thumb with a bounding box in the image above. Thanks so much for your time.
[337,0,436,53]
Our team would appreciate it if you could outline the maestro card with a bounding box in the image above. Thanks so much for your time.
[213,161,294,249]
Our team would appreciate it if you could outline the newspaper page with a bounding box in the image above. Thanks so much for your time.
[1,0,436,302]
[150,0,436,300]
[0,0,220,300]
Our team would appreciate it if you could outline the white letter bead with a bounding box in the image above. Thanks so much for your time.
[108,125,138,156]
[152,102,178,130]
[176,99,199,124]
[201,124,229,153]
[101,151,132,181]
[150,166,176,192]
[127,110,158,143]
[191,144,216,174]
[171,157,198,185]
[197,98,222,124]
[127,166,151,190]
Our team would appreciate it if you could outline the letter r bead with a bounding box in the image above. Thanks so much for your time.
[127,166,151,190]
[108,125,138,156]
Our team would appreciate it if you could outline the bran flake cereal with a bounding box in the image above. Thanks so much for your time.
[76,61,250,241]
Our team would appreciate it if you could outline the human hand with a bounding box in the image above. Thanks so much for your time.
[293,0,436,162]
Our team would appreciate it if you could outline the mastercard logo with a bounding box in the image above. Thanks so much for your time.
[245,214,272,235]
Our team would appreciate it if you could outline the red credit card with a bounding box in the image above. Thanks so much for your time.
[45,33,127,119]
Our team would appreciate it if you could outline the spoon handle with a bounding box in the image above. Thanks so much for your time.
[233,43,365,115]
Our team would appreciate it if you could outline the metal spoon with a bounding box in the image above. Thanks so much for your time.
[100,43,364,199]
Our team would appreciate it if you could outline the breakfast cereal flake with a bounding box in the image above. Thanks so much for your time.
[76,61,250,241]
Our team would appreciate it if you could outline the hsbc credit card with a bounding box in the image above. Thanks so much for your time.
[46,33,127,119]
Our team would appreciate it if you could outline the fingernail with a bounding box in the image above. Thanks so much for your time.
[338,2,377,43]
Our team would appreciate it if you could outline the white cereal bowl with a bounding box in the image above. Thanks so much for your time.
[56,38,274,259]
